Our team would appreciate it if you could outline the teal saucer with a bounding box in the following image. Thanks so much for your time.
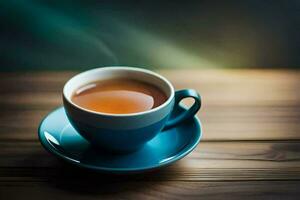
[38,107,202,173]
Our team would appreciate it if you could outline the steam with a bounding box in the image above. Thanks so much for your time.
[114,22,219,68]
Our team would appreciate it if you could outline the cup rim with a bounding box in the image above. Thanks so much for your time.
[63,66,175,117]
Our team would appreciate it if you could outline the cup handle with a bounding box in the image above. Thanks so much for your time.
[163,89,201,130]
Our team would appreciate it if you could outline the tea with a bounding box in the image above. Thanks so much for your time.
[71,78,167,114]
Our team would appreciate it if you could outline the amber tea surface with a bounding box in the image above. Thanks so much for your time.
[71,78,168,114]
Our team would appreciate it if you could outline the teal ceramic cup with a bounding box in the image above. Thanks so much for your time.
[63,67,201,152]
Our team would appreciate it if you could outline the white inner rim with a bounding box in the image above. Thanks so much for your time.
[63,66,175,117]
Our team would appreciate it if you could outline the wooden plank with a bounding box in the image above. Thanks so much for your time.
[0,70,299,199]
[1,92,300,109]
[1,70,300,106]
[0,141,300,181]
[1,104,299,141]
[0,70,300,141]
[0,181,299,200]
[1,167,300,182]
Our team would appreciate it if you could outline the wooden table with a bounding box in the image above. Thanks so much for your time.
[1,69,300,199]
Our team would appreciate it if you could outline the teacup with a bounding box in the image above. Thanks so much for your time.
[63,66,201,152]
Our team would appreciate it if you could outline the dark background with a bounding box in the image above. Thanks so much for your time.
[1,0,299,71]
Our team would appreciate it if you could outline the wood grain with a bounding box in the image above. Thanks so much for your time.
[1,70,300,199]
[2,70,300,106]
[1,106,299,141]
[0,181,299,200]
[0,141,300,181]
[1,70,299,141]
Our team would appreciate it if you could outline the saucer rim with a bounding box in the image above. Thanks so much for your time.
[38,106,202,173]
